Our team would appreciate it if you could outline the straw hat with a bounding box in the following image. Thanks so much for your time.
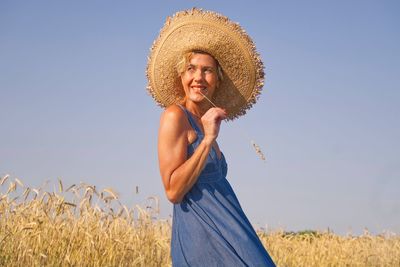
[146,8,264,120]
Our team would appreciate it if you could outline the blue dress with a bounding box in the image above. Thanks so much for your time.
[171,105,276,267]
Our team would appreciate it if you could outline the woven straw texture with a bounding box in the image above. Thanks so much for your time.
[146,8,264,120]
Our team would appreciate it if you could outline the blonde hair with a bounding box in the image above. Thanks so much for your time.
[176,50,224,81]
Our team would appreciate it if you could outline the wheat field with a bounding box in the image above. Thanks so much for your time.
[1,175,399,266]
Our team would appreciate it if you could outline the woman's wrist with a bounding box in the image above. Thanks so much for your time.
[202,136,215,146]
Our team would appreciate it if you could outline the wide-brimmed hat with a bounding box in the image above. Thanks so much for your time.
[146,8,264,120]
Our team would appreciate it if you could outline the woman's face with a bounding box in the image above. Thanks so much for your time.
[181,53,219,104]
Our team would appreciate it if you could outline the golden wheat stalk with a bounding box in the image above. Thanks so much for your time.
[251,140,266,161]
[199,91,268,162]
[199,91,218,108]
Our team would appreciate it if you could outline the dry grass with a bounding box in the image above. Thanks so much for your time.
[1,175,399,266]
[260,230,400,267]
[0,175,170,266]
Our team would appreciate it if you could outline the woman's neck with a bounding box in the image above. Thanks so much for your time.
[185,100,211,118]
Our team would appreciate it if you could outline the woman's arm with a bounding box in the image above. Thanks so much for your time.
[158,105,226,203]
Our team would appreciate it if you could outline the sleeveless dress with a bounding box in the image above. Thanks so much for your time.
[171,105,276,267]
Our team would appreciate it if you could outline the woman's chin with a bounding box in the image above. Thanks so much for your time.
[188,95,204,103]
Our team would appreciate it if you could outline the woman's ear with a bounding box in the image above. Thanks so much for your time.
[216,79,221,92]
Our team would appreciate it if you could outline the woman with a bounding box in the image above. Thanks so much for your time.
[147,8,276,266]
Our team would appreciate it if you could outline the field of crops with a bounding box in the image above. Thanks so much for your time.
[1,176,399,266]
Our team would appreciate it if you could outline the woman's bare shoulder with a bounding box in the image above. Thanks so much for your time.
[159,104,188,140]
[161,104,187,124]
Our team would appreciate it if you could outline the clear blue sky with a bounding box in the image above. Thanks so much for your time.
[1,0,399,235]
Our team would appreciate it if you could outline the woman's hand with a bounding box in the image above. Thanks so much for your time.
[201,107,227,145]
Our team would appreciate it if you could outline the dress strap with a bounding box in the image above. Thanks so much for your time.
[177,104,203,135]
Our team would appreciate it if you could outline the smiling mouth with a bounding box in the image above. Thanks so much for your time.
[192,86,208,94]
